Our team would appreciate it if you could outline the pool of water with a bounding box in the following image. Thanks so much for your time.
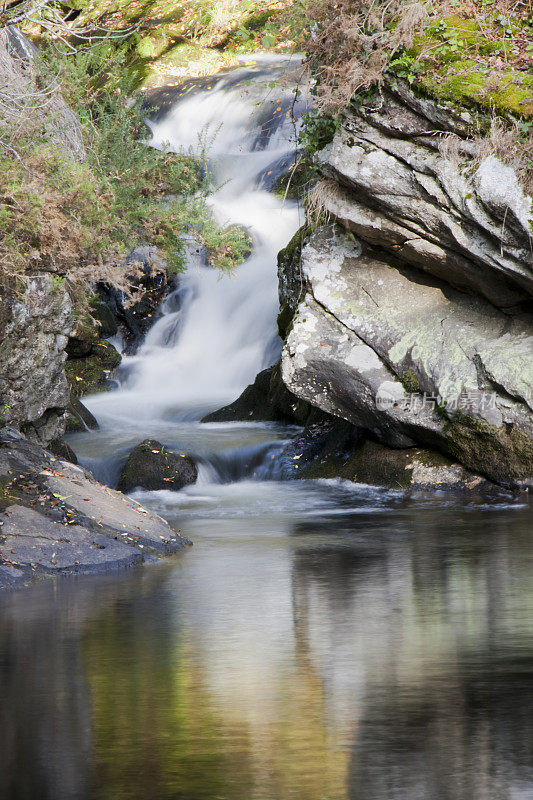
[1,483,532,800]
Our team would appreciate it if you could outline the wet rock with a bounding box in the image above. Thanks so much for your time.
[298,436,493,492]
[117,439,198,493]
[202,363,313,424]
[65,340,121,398]
[65,398,99,433]
[97,246,171,355]
[0,428,190,590]
[48,438,78,465]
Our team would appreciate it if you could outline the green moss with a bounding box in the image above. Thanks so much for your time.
[66,340,122,398]
[400,370,420,393]
[0,481,19,510]
[407,13,533,119]
[443,417,533,484]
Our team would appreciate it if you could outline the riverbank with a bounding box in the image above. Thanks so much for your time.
[0,428,189,590]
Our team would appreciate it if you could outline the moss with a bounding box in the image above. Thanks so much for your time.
[400,369,420,393]
[66,340,121,398]
[407,14,533,119]
[443,417,533,484]
[300,440,415,489]
[0,481,19,511]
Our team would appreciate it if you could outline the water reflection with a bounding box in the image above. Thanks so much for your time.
[0,497,532,800]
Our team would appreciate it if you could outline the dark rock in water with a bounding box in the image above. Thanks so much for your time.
[65,397,99,433]
[117,439,198,493]
[97,246,171,355]
[296,432,494,492]
[65,340,121,398]
[48,438,78,465]
[0,428,190,590]
[202,362,323,425]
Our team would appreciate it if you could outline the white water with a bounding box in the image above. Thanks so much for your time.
[88,56,305,426]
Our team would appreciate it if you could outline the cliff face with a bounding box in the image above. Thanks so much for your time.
[279,82,533,487]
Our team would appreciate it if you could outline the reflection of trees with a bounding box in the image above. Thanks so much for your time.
[0,582,94,800]
[290,505,533,800]
[82,585,255,800]
[348,653,533,800]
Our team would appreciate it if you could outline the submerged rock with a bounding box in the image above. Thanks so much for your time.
[0,428,190,590]
[117,439,198,493]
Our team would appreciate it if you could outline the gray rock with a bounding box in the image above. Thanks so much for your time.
[318,83,532,307]
[0,429,190,589]
[117,439,198,493]
[281,226,533,485]
[0,275,73,447]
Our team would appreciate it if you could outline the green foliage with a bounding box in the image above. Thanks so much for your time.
[1,39,253,297]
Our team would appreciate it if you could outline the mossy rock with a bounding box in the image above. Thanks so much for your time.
[408,14,533,118]
[277,226,310,340]
[117,438,198,493]
[299,439,490,491]
[66,340,121,398]
[0,480,19,512]
[442,416,533,485]
[89,297,118,339]
[273,160,315,202]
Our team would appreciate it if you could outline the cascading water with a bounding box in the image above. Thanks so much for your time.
[91,56,305,422]
[70,54,308,490]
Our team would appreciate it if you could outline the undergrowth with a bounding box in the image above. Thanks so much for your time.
[304,0,532,192]
[0,36,252,308]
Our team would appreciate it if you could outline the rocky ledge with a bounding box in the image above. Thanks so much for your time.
[275,82,532,489]
[0,428,190,590]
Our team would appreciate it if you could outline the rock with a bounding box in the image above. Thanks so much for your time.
[0,428,190,590]
[318,83,532,308]
[65,340,121,398]
[0,274,73,447]
[1,26,86,162]
[281,225,533,486]
[298,436,493,492]
[48,438,78,464]
[117,439,198,493]
[97,246,171,355]
[65,398,99,433]
[202,362,319,425]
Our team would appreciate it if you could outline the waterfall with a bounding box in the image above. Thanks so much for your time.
[88,55,306,426]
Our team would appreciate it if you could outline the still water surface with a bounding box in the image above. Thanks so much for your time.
[1,482,532,800]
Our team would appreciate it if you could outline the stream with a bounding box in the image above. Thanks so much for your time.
[1,54,532,800]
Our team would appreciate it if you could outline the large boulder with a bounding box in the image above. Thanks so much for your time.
[281,225,533,487]
[0,428,190,589]
[117,439,198,493]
